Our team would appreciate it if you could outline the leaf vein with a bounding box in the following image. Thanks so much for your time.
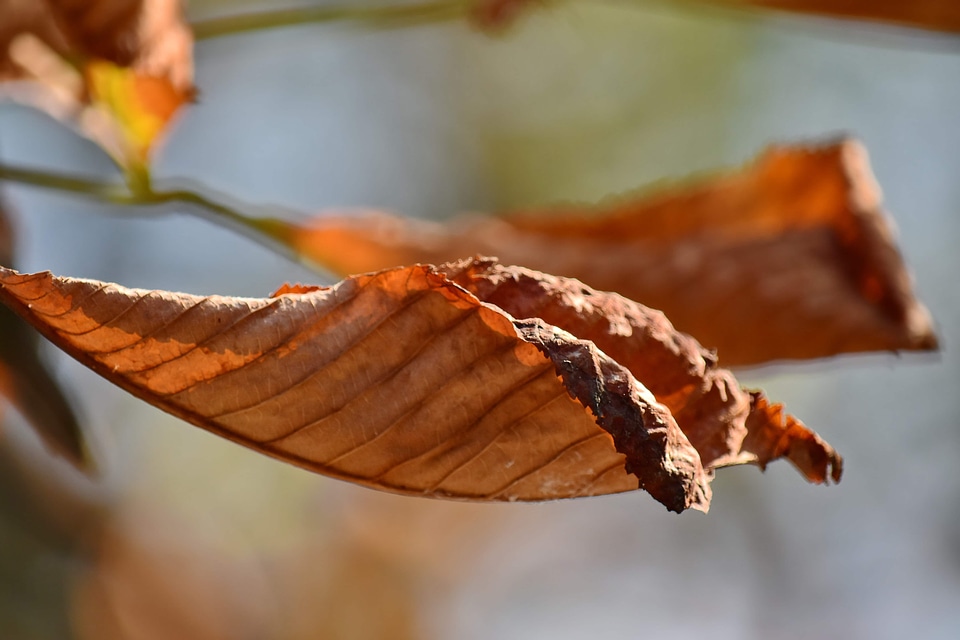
[261,302,480,446]
[491,431,610,498]
[207,284,431,421]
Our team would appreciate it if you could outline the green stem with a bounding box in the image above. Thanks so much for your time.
[0,165,122,202]
[0,163,324,273]
[191,1,473,40]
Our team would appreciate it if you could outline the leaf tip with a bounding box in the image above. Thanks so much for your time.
[743,393,843,486]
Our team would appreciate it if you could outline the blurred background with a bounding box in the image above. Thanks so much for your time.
[1,1,959,638]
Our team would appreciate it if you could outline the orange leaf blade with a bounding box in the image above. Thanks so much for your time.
[0,264,713,512]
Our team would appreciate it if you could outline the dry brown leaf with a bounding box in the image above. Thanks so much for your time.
[0,263,706,511]
[286,138,936,366]
[0,259,841,512]
[0,198,87,467]
[720,0,960,34]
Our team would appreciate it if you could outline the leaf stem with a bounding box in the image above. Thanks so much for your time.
[191,1,473,40]
[0,163,326,274]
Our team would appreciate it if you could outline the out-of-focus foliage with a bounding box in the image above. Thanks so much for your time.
[0,0,193,175]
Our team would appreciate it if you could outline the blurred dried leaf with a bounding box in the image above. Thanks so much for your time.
[0,259,840,512]
[0,0,69,81]
[0,0,193,170]
[0,434,103,640]
[71,500,423,640]
[0,305,88,466]
[71,511,272,640]
[0,195,12,267]
[472,0,960,34]
[724,0,960,34]
[45,0,193,89]
[275,533,422,640]
[84,59,190,168]
[0,199,87,467]
[286,139,936,366]
[1,0,192,88]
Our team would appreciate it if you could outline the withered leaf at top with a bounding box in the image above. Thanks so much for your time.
[0,0,69,81]
[1,0,193,169]
[2,0,193,89]
[0,262,715,512]
[286,138,937,366]
[465,0,960,34]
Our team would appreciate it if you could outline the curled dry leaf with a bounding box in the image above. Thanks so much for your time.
[719,0,960,34]
[0,198,87,467]
[441,258,842,482]
[284,138,937,366]
[0,259,841,512]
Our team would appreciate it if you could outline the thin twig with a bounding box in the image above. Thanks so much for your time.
[0,163,328,274]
